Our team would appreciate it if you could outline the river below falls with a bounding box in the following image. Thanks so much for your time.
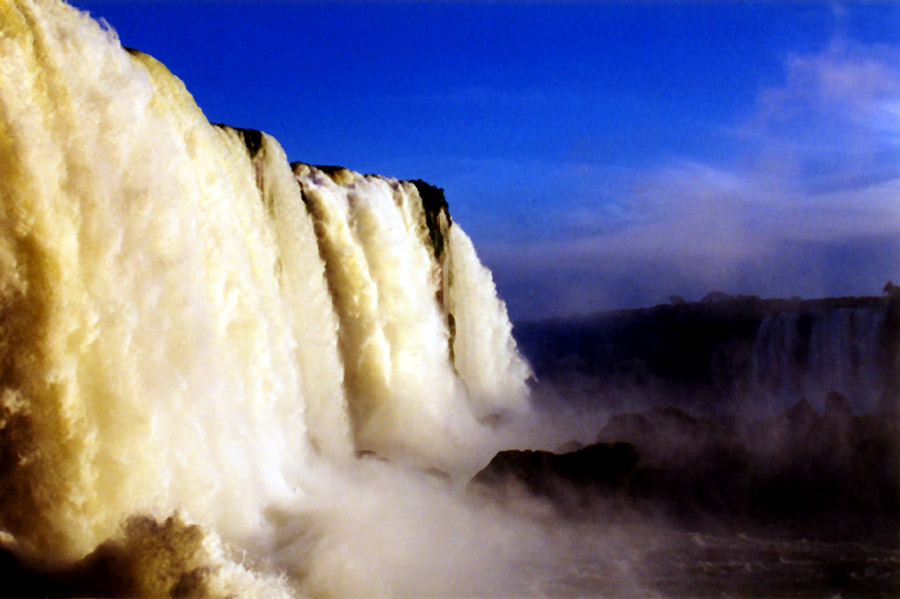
[508,522,899,599]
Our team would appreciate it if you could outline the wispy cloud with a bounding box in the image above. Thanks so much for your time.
[481,40,900,319]
[742,41,900,179]
[757,41,900,123]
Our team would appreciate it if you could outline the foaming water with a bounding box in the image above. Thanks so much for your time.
[11,3,893,598]
[0,1,540,596]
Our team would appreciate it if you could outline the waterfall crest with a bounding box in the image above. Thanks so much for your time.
[0,0,532,591]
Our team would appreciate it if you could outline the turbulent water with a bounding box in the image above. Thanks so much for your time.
[0,1,544,596]
[2,2,897,598]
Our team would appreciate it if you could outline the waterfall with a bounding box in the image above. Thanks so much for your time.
[294,163,529,463]
[0,1,534,595]
[751,307,889,412]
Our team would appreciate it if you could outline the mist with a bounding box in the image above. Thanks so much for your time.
[1,1,897,598]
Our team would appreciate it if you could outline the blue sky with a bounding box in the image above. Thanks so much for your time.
[71,1,900,319]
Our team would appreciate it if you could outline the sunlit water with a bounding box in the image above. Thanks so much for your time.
[0,1,895,597]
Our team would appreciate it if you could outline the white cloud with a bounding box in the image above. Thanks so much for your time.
[759,41,899,113]
[483,41,900,318]
[750,41,900,158]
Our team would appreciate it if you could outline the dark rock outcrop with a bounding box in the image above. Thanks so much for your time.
[554,439,585,454]
[409,179,452,262]
[473,400,899,537]
[0,515,210,598]
[470,442,639,516]
[620,400,898,534]
[212,124,264,159]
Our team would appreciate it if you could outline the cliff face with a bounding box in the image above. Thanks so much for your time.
[515,296,900,414]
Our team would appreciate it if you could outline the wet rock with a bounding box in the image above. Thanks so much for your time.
[0,515,211,598]
[824,391,852,417]
[554,439,585,454]
[701,291,732,303]
[748,398,825,459]
[782,397,820,431]
[469,442,639,515]
[0,541,68,599]
[409,179,451,261]
[479,401,898,536]
[597,405,732,470]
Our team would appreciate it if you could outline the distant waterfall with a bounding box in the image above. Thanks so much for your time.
[751,307,889,411]
[0,1,532,595]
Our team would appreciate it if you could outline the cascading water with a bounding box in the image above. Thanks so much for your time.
[0,1,539,596]
[294,163,528,466]
[751,307,889,412]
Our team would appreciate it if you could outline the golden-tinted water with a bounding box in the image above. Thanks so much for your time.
[0,1,536,595]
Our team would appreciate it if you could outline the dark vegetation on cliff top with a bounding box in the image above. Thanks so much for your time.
[514,294,900,412]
